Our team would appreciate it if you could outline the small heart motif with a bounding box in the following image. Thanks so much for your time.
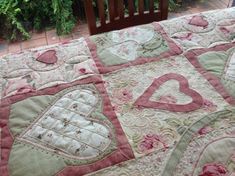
[134,73,203,112]
[189,15,209,28]
[36,50,58,64]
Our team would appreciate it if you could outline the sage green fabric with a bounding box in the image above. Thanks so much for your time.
[9,95,56,137]
[162,108,235,176]
[8,85,119,176]
[221,77,235,98]
[9,141,66,176]
[198,47,235,97]
[198,51,227,78]
[90,26,169,66]
[193,137,235,175]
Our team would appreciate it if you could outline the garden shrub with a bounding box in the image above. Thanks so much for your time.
[0,0,178,41]
[0,0,76,41]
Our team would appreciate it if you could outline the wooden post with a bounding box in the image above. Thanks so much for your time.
[159,0,169,20]
[83,0,97,35]
[114,0,119,18]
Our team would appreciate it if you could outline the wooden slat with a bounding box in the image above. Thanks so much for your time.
[128,0,135,17]
[159,0,169,20]
[138,0,144,15]
[114,0,119,17]
[95,12,162,34]
[108,0,115,22]
[83,0,168,35]
[118,0,124,19]
[149,0,154,14]
[97,0,106,25]
[83,0,97,34]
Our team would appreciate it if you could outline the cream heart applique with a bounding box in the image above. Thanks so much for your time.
[18,88,113,159]
[107,41,139,61]
[111,27,155,44]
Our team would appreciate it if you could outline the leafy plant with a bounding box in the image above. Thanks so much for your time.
[0,0,30,41]
[0,0,178,41]
[52,0,75,35]
[0,0,76,41]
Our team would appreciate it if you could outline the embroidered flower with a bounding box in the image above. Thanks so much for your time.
[138,134,168,153]
[112,104,122,113]
[79,68,87,74]
[202,99,217,112]
[159,94,177,104]
[112,88,133,103]
[219,23,235,40]
[220,27,230,35]
[199,163,228,176]
[198,125,213,135]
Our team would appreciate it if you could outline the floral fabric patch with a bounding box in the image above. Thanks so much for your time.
[160,8,235,51]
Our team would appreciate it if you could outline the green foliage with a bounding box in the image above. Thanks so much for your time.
[0,0,30,40]
[0,0,76,41]
[0,0,178,41]
[52,0,75,35]
[169,0,180,11]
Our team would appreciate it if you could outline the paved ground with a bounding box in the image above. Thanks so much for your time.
[0,0,231,56]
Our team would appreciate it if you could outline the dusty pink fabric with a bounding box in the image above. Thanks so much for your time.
[185,42,235,105]
[134,73,203,112]
[189,15,209,28]
[36,50,58,64]
[0,76,134,176]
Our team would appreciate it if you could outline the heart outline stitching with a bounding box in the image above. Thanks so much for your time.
[134,73,203,112]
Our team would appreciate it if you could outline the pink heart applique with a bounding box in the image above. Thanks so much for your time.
[134,73,203,112]
[36,50,58,64]
[189,15,209,28]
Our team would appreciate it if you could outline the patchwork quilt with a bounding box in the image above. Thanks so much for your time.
[1,7,235,176]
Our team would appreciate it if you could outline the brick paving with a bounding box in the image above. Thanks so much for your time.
[0,0,231,56]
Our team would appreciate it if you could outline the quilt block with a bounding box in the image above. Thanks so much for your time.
[0,76,134,176]
[101,54,229,159]
[160,8,235,51]
[86,24,182,73]
[1,7,235,176]
[185,42,235,105]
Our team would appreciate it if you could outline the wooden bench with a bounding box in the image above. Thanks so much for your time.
[83,0,169,35]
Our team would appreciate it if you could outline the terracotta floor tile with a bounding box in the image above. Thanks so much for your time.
[21,38,47,49]
[46,29,60,45]
[59,35,73,43]
[80,33,89,38]
[0,49,8,57]
[72,25,81,33]
[0,41,8,57]
[8,42,22,53]
[31,31,46,40]
[72,31,81,39]
[78,24,89,31]
[2,0,230,55]
[0,42,8,51]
